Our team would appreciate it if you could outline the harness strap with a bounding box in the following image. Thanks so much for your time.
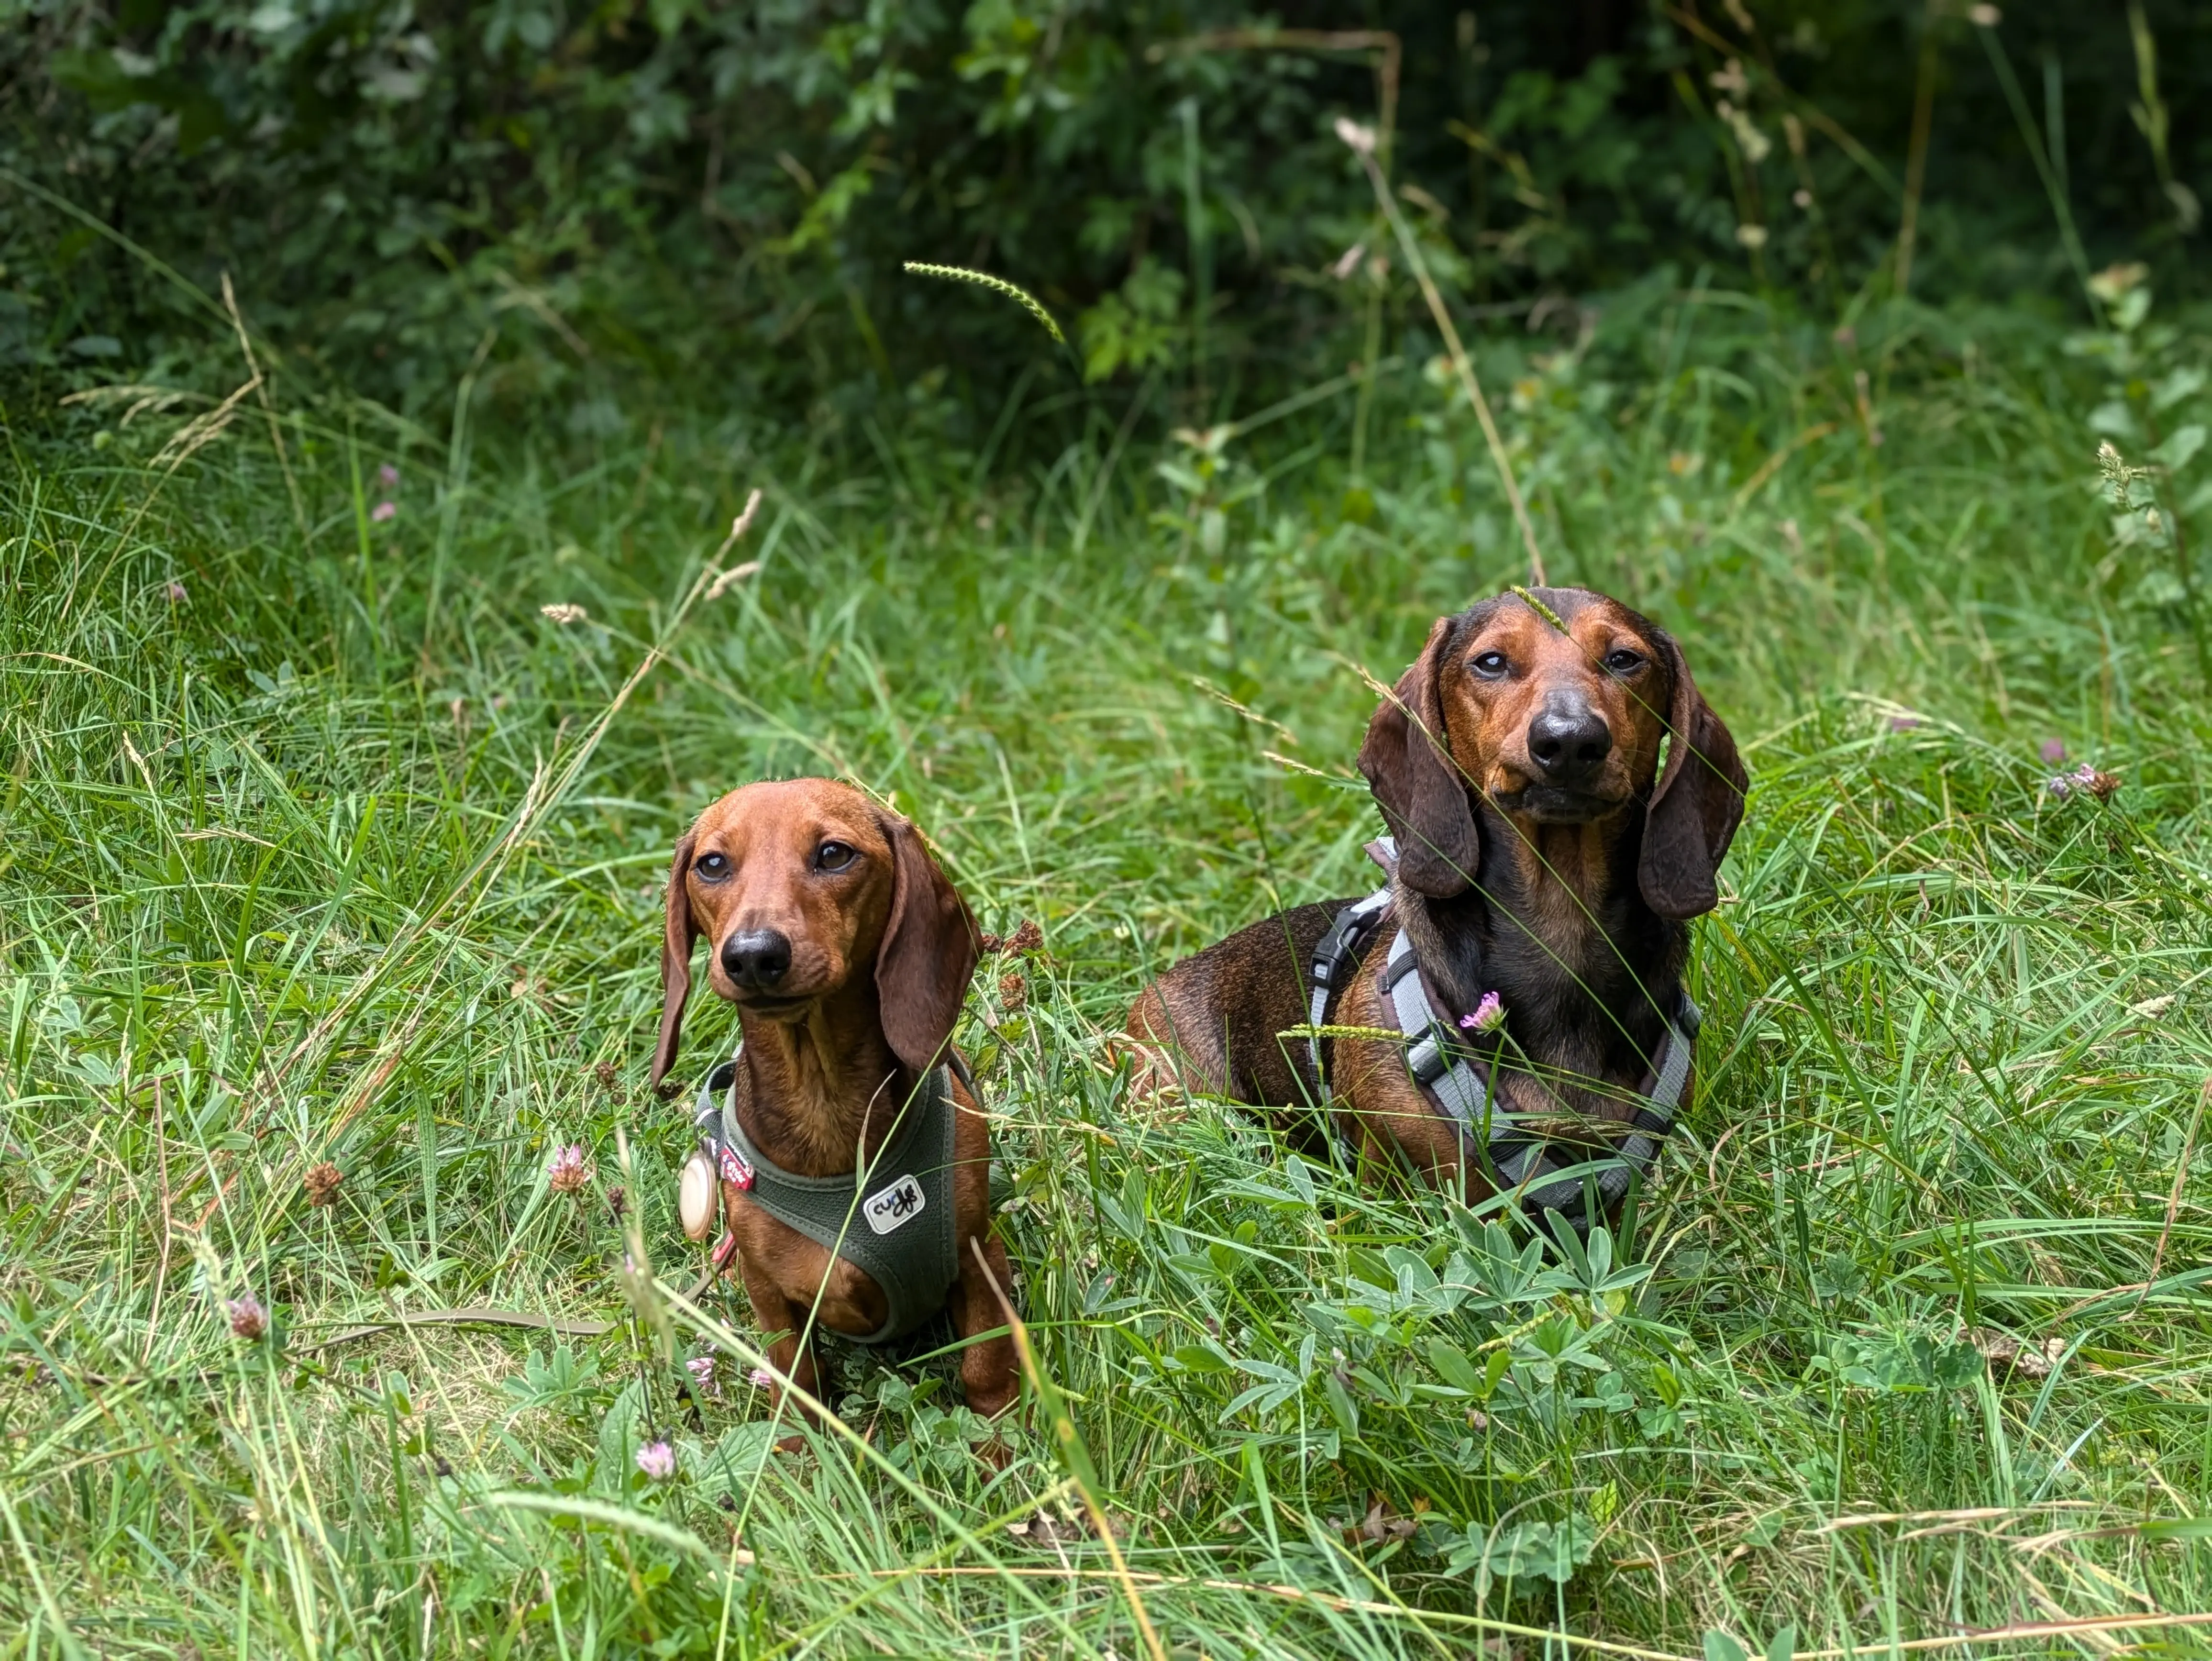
[945,1050,977,1097]
[1305,886,1392,1091]
[1304,832,1700,1227]
[692,1053,961,1345]
[1383,938,1497,1129]
[1382,917,1700,1225]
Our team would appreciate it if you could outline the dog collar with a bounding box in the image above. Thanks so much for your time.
[1305,835,1700,1227]
[685,1048,962,1346]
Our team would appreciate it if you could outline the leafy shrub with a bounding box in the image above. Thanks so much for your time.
[0,0,2201,422]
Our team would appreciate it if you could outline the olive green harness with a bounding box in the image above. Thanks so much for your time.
[693,1052,962,1345]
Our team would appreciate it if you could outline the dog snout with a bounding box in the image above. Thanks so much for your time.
[720,927,793,990]
[1526,698,1613,784]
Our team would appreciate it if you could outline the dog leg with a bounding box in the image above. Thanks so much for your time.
[733,1257,825,1444]
[1121,981,1228,1100]
[953,1228,1021,1433]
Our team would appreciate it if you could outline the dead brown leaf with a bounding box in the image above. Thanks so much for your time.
[1962,1326,2066,1378]
[1345,1494,1418,1546]
[1005,1506,1127,1546]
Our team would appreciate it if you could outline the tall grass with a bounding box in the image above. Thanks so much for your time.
[4,288,2211,1658]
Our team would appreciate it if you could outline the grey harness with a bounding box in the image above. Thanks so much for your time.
[692,1054,962,1345]
[1304,838,1700,1227]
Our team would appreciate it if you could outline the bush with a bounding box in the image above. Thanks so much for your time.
[0,0,2202,421]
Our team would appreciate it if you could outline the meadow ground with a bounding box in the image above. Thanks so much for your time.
[5,287,2212,1659]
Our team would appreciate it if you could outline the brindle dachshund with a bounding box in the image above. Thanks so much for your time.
[1126,587,1747,1200]
[649,778,1018,1427]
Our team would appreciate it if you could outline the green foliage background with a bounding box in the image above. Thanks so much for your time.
[2,0,2206,419]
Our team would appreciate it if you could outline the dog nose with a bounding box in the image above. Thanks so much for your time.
[1527,701,1613,783]
[720,928,792,989]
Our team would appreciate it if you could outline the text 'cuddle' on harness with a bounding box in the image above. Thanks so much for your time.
[1304,836,1701,1228]
[682,1053,963,1344]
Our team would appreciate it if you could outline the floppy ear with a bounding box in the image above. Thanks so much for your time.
[1638,632,1749,919]
[1357,616,1479,898]
[650,831,698,1091]
[875,815,980,1074]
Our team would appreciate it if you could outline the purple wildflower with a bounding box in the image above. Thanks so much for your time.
[749,1367,774,1390]
[686,1355,717,1396]
[378,462,399,488]
[165,579,188,604]
[636,1440,676,1481]
[2046,764,2106,799]
[2039,738,2066,764]
[225,1294,268,1340]
[1888,715,1919,732]
[547,1144,590,1194]
[1459,991,1506,1035]
[370,500,397,523]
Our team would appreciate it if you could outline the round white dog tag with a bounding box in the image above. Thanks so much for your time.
[678,1147,719,1241]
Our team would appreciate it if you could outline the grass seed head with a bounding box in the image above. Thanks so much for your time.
[901,263,1065,344]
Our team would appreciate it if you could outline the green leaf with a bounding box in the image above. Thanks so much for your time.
[1427,1340,1482,1394]
[1482,1348,1512,1399]
[2153,423,2205,473]
[1485,1514,1596,1584]
[479,1492,723,1567]
[1322,1373,1360,1440]
[1171,1343,1232,1374]
[1705,1633,1750,1661]
[51,48,145,110]
[2139,1516,2212,1541]
[2155,367,2209,410]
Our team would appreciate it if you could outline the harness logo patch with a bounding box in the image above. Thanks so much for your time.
[863,1173,926,1235]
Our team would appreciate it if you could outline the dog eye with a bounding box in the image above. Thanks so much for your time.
[1602,648,1646,674]
[694,851,729,879]
[1470,651,1509,679]
[814,841,856,872]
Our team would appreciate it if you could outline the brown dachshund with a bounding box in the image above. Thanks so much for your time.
[650,778,1018,1426]
[1126,587,1747,1216]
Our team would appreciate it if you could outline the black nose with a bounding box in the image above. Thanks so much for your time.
[719,928,792,990]
[1527,700,1613,783]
